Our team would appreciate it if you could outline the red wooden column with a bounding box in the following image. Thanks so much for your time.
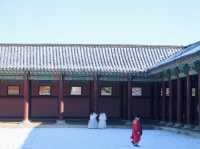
[175,73,182,127]
[198,71,200,127]
[153,82,159,120]
[23,74,30,123]
[122,82,128,120]
[193,62,200,129]
[127,81,132,120]
[93,75,98,113]
[185,71,192,127]
[58,75,64,120]
[161,80,166,123]
[168,75,173,125]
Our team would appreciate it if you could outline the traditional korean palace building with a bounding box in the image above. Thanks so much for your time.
[0,41,200,128]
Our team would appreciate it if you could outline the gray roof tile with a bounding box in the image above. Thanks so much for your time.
[0,44,183,75]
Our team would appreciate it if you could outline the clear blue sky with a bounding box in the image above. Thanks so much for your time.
[0,0,199,45]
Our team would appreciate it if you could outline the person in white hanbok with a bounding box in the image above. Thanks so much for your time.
[98,113,107,129]
[88,112,98,129]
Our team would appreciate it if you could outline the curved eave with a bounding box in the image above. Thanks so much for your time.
[148,50,200,75]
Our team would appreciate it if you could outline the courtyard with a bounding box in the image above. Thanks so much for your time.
[0,127,200,149]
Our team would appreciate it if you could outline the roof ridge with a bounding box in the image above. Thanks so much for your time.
[0,43,183,48]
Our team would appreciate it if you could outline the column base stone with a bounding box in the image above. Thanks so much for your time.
[159,121,166,125]
[193,125,200,131]
[173,123,183,128]
[183,124,193,129]
[56,120,66,125]
[20,119,32,126]
[166,122,174,126]
[125,120,131,126]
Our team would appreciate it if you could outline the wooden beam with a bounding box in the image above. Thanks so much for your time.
[99,76,128,81]
[30,75,60,80]
[64,75,93,81]
[0,75,24,80]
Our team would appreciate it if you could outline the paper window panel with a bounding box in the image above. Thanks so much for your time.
[39,86,51,95]
[70,86,82,95]
[101,87,112,96]
[132,87,142,96]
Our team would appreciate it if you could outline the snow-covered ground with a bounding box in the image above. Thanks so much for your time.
[0,127,200,149]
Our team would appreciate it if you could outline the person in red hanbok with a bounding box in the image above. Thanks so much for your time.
[131,116,142,146]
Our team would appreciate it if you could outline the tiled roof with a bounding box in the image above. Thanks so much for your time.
[0,43,183,75]
[149,41,200,73]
